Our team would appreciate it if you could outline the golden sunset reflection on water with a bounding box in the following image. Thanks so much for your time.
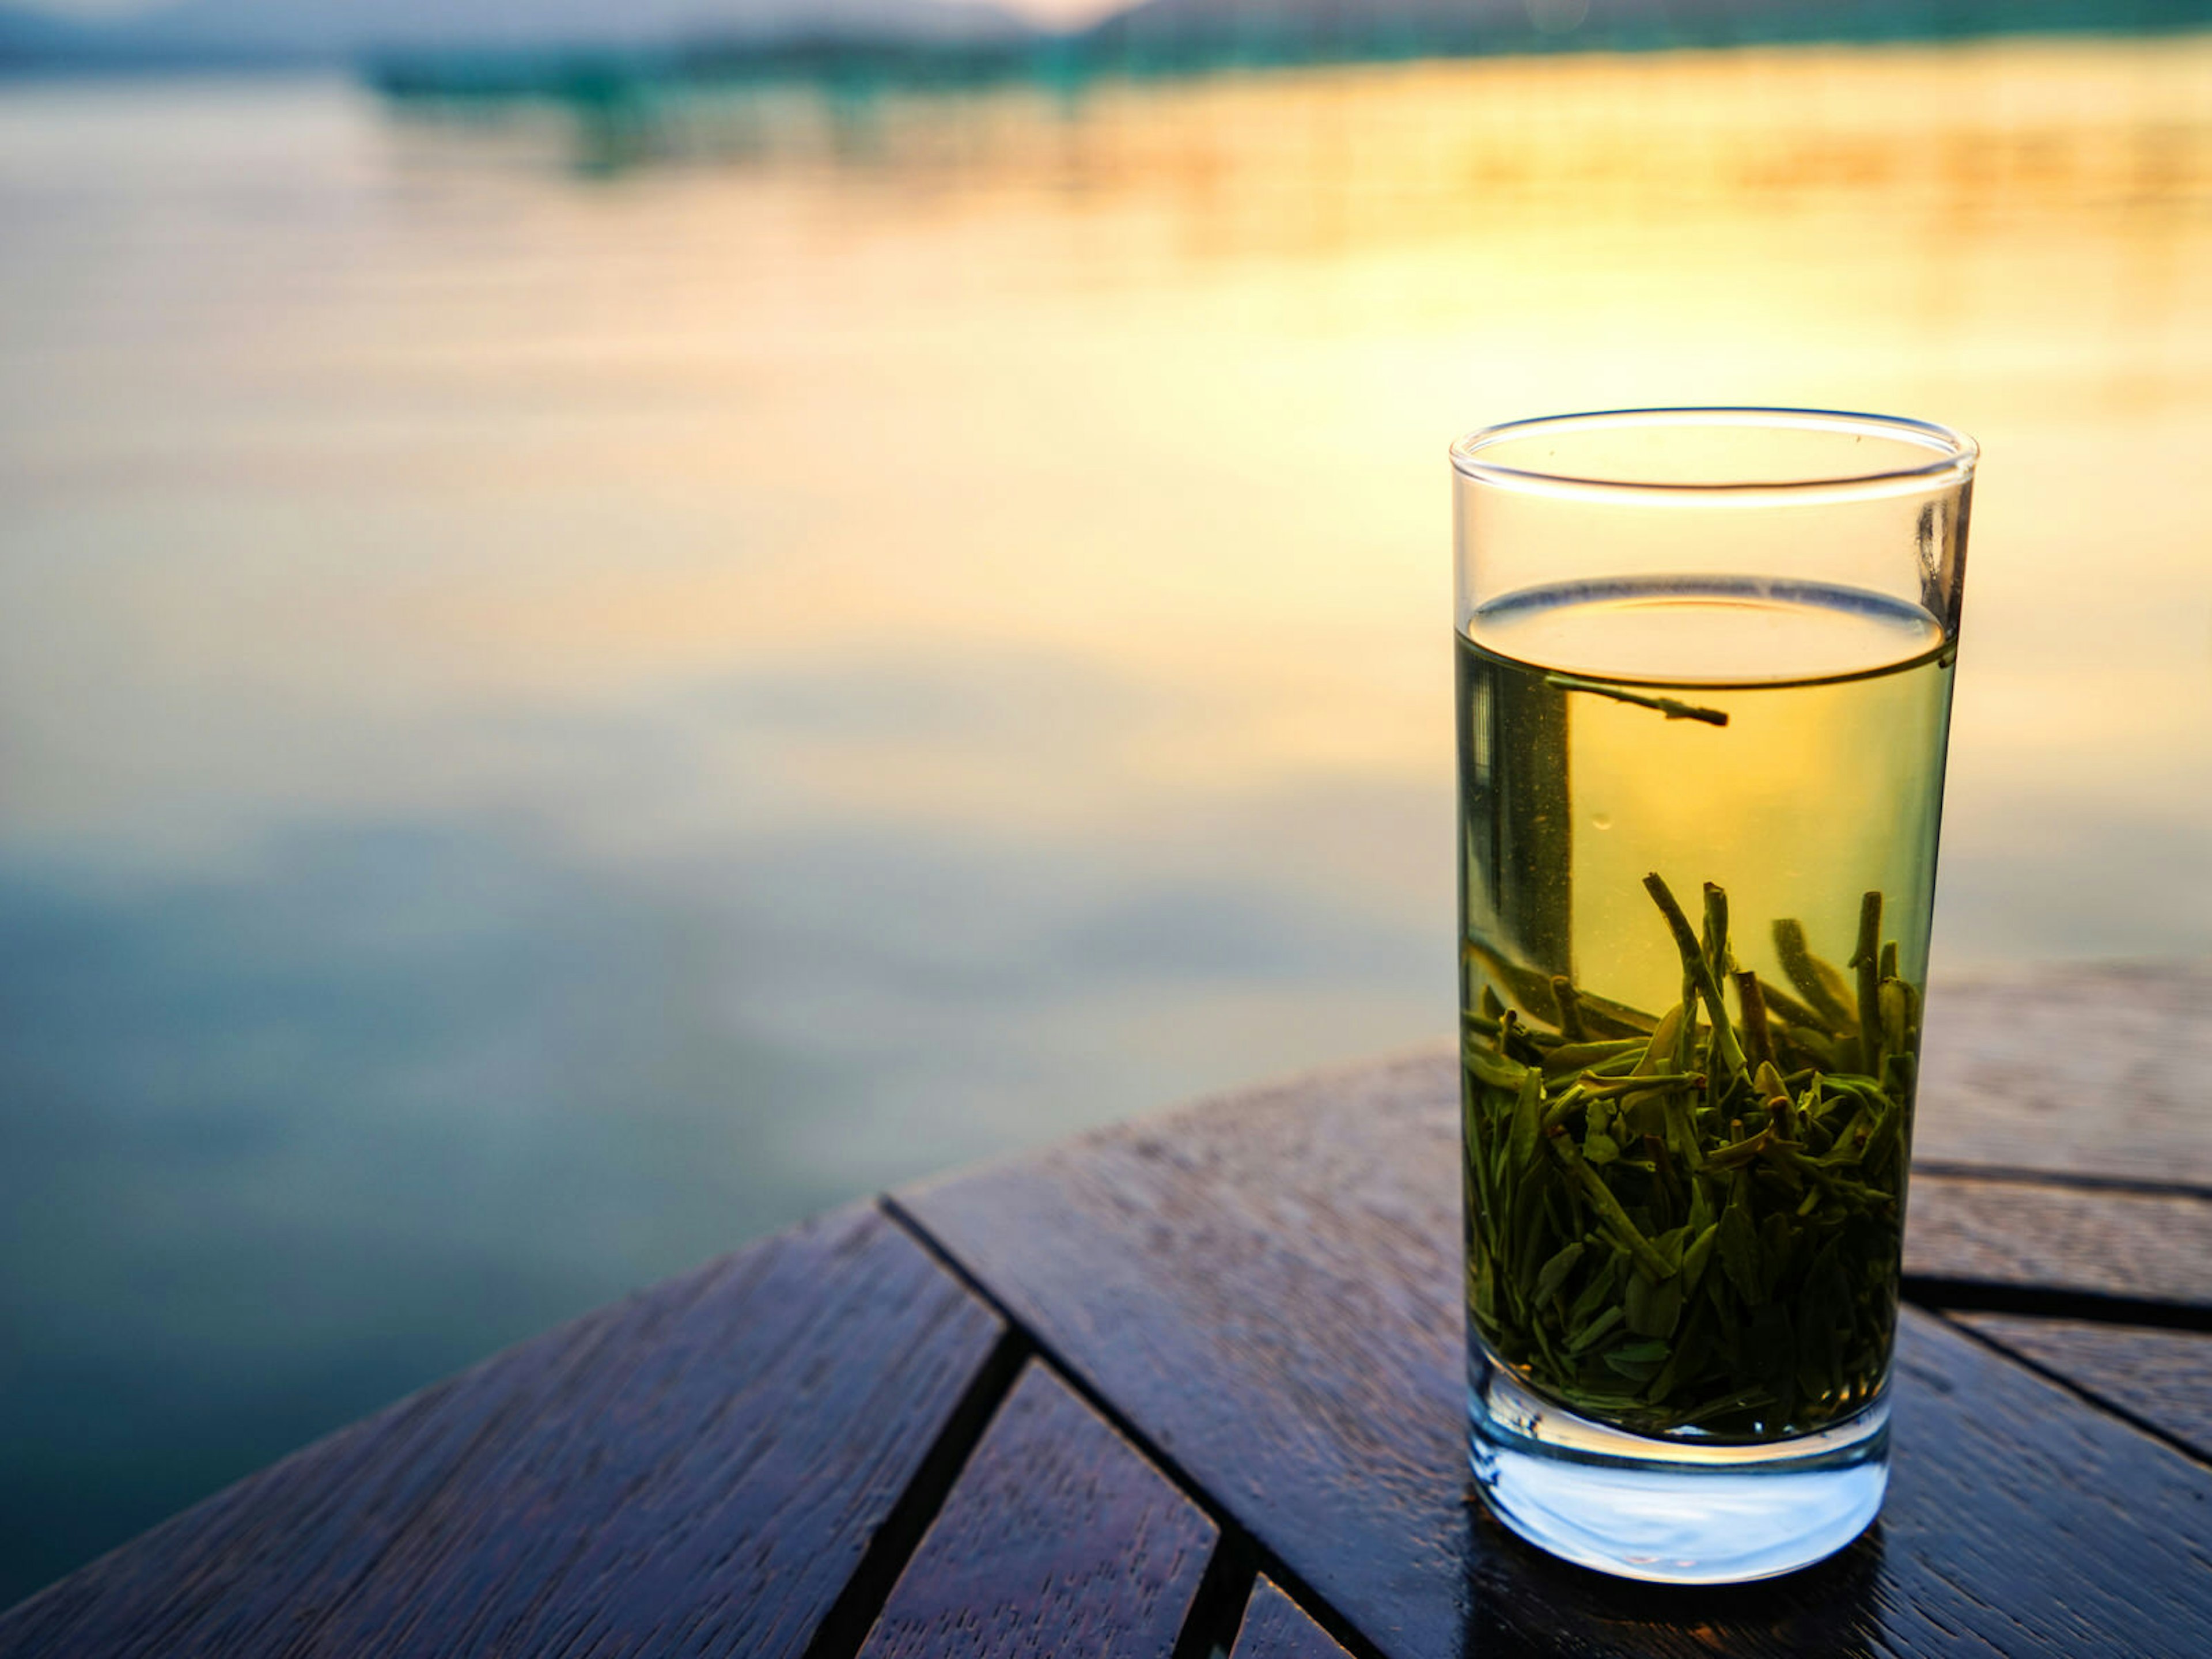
[8,40,2207,894]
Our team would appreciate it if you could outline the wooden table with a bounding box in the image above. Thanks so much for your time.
[4,964,2207,1658]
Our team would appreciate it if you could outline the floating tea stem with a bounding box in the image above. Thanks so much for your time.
[1544,673,1730,726]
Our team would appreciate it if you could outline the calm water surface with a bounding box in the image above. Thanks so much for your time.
[3,39,2210,1600]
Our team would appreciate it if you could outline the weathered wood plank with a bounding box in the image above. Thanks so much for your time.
[1906,1175,2210,1312]
[1915,963,2212,1189]
[1955,1315,2212,1460]
[0,1204,1004,1659]
[900,1052,2212,1659]
[855,1359,1216,1659]
[1231,1578,1352,1659]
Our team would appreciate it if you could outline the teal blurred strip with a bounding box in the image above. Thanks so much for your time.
[363,2,2212,106]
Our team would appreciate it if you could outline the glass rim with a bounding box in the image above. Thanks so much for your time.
[1449,407,1978,501]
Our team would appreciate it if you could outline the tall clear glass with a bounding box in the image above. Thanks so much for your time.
[1452,409,1976,1583]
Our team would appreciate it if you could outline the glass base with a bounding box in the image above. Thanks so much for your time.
[1467,1357,1888,1584]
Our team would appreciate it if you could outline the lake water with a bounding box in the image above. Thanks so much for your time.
[3,37,2209,1603]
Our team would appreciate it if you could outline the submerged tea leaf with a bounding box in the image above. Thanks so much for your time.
[1680,1221,1719,1294]
[1563,1282,1611,1346]
[1566,1304,1626,1354]
[1624,1270,1685,1340]
[1465,878,1914,1440]
[1603,1344,1671,1381]
[1718,1183,1763,1304]
[1535,1241,1586,1305]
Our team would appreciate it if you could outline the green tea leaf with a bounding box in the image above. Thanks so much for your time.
[1880,978,1910,1055]
[1634,1001,1685,1077]
[1603,1347,1669,1381]
[1771,918,1857,1033]
[1534,1240,1586,1305]
[1508,1067,1545,1174]
[1551,1136,1675,1281]
[1680,1221,1719,1293]
[1623,1270,1684,1339]
[1566,1247,1620,1327]
[1565,1304,1625,1354]
[1510,1162,1551,1296]
[1758,1210,1795,1300]
[1718,1182,1763,1304]
[1543,1037,1647,1077]
[1466,1047,1531,1092]
[1568,987,1661,1039]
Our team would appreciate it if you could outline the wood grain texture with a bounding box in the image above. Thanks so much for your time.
[1906,1176,2211,1310]
[855,1359,1216,1659]
[1231,1578,1352,1659]
[0,1203,1003,1659]
[1915,963,2212,1188]
[1956,1315,2212,1460]
[900,1050,2212,1659]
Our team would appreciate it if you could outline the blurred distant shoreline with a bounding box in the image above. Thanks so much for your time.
[6,1,2212,93]
[382,7,2212,111]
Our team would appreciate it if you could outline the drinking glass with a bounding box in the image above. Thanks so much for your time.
[1453,408,1976,1582]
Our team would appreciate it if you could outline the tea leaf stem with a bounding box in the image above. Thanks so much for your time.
[1702,882,1732,987]
[1550,976,1588,1041]
[1643,873,1748,1078]
[1849,891,1884,1076]
[1735,971,1775,1070]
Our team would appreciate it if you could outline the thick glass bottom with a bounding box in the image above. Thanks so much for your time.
[1467,1355,1888,1584]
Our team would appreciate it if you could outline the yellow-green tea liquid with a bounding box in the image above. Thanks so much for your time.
[1460,578,1953,1017]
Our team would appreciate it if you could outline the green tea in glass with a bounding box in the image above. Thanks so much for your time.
[1452,408,1976,1582]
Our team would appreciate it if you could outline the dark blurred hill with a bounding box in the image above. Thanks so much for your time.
[6,0,2209,82]
[0,0,1025,67]
[1086,0,2212,63]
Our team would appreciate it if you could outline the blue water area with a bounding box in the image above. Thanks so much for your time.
[0,809,1441,1599]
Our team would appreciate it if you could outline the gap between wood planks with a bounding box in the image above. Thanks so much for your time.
[797,1314,1031,1659]
[1910,1162,2212,1204]
[1900,1277,2211,1333]
[875,1195,1391,1659]
[855,1191,2208,1659]
[1931,1313,2211,1472]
